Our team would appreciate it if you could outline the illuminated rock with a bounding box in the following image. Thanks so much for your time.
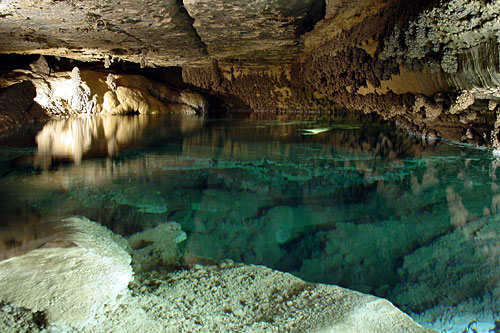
[0,216,132,328]
[0,69,208,122]
[103,85,170,115]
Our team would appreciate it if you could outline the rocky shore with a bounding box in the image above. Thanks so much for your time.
[0,217,431,332]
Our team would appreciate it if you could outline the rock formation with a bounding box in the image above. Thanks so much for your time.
[0,0,499,148]
[0,0,499,331]
[0,216,132,328]
[0,80,48,132]
[0,67,209,127]
[127,222,187,272]
[0,216,431,332]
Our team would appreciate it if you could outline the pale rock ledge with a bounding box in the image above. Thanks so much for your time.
[0,217,433,332]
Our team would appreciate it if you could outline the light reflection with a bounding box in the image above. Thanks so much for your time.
[33,114,204,169]
[0,114,498,330]
[446,186,469,228]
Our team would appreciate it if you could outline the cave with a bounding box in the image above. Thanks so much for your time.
[0,0,499,332]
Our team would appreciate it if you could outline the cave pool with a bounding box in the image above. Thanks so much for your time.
[0,113,498,332]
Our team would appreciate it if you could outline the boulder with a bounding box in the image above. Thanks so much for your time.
[29,55,51,75]
[0,80,48,132]
[128,222,187,272]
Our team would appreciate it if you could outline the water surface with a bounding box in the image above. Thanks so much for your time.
[0,114,498,332]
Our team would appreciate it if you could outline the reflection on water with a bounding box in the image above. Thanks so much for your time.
[0,114,498,331]
[33,115,205,168]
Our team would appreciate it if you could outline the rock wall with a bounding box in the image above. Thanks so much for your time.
[0,80,48,132]
[182,0,500,148]
[0,66,209,131]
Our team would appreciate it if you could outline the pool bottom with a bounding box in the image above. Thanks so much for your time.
[0,114,498,332]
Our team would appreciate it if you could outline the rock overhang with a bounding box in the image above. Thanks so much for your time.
[1,0,500,150]
[0,0,326,67]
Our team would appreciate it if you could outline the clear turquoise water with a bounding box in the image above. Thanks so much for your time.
[0,114,498,332]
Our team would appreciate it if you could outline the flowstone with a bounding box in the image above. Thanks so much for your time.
[0,216,132,328]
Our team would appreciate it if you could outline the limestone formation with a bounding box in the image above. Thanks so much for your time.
[0,0,500,146]
[0,216,132,328]
[91,264,432,333]
[449,91,475,115]
[104,85,170,115]
[182,0,323,64]
[0,80,47,132]
[0,68,208,127]
[128,222,187,272]
[29,55,50,75]
[69,67,97,114]
[0,0,322,66]
[1,2,499,331]
[0,214,431,332]
[0,301,46,332]
[106,73,117,92]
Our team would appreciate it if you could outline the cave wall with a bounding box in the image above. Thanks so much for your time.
[0,80,48,132]
[1,0,500,147]
[182,0,500,147]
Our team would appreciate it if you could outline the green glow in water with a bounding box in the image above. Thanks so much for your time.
[0,114,498,332]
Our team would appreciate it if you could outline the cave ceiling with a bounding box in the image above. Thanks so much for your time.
[0,0,326,67]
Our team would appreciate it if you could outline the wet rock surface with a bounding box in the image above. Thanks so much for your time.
[0,215,430,332]
[0,216,132,328]
[0,301,47,333]
[120,264,431,333]
[127,222,186,272]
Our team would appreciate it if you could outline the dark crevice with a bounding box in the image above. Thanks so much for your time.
[296,0,326,35]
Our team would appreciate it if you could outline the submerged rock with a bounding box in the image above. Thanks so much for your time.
[0,216,132,328]
[73,184,168,215]
[128,222,187,272]
[112,186,168,214]
[388,215,500,314]
[0,215,431,332]
[0,301,46,333]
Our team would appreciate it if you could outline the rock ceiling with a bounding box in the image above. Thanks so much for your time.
[0,0,323,66]
[1,0,500,150]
